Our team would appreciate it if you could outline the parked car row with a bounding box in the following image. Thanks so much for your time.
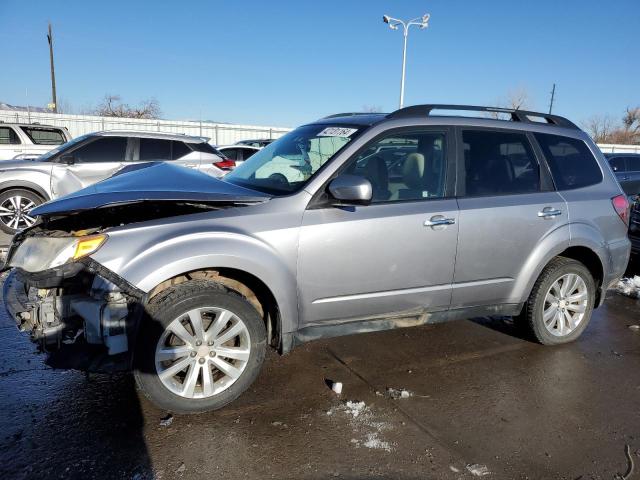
[0,131,227,233]
[2,104,631,413]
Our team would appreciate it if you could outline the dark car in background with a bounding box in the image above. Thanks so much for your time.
[235,138,274,148]
[605,153,640,195]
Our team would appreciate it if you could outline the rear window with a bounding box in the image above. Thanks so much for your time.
[171,141,192,159]
[534,133,602,190]
[188,142,217,154]
[0,127,20,145]
[19,126,66,145]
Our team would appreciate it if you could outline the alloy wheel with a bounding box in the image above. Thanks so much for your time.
[155,307,251,399]
[542,273,589,337]
[0,195,37,230]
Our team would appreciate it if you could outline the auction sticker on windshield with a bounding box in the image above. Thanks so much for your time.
[317,127,358,137]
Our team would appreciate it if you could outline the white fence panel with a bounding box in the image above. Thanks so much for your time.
[0,109,292,145]
[597,143,640,154]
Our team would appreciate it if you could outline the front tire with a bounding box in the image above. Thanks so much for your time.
[134,280,267,414]
[519,257,595,345]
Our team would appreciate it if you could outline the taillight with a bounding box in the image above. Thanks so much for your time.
[612,194,630,226]
[213,159,236,170]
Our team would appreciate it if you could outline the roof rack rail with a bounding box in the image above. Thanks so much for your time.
[322,112,384,119]
[386,104,579,130]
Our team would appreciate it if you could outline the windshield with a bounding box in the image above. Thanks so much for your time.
[37,134,91,161]
[224,124,363,195]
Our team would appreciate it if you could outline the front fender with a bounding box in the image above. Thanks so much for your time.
[0,172,52,200]
[91,229,300,335]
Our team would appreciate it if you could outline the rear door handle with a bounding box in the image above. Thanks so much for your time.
[424,215,456,227]
[538,207,562,218]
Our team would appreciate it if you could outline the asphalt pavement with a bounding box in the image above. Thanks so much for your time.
[0,263,639,479]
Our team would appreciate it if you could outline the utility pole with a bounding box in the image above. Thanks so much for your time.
[548,83,556,114]
[47,22,57,113]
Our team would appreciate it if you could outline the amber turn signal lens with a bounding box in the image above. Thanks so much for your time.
[73,235,107,260]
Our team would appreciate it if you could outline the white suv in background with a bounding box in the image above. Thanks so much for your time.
[0,123,71,160]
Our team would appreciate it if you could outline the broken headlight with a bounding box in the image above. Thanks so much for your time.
[8,234,107,272]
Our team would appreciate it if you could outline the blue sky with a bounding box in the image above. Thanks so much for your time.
[1,0,638,127]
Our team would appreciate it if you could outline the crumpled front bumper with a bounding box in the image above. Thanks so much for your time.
[3,261,145,372]
[3,270,36,332]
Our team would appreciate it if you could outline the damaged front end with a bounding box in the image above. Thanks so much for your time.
[2,162,271,372]
[3,230,145,372]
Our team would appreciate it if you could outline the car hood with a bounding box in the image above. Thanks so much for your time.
[0,159,49,171]
[31,162,270,217]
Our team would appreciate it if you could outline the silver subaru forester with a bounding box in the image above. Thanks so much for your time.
[3,105,631,413]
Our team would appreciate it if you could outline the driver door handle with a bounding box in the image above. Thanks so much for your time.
[424,215,456,227]
[538,207,562,218]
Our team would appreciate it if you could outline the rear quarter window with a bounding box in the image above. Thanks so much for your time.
[19,127,66,145]
[534,133,602,190]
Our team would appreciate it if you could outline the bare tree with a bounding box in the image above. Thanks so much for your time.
[488,87,534,119]
[583,115,615,143]
[93,94,161,119]
[583,106,640,144]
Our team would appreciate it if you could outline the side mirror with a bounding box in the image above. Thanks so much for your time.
[60,155,75,165]
[328,174,372,205]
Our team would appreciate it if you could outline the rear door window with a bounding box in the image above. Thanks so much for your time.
[19,127,66,145]
[608,156,627,173]
[461,129,540,196]
[534,133,602,190]
[140,138,171,160]
[0,127,21,145]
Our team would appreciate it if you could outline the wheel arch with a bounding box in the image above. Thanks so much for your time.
[146,267,284,352]
[511,224,607,309]
[0,180,50,201]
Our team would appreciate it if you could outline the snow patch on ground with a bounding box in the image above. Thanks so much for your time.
[326,400,393,452]
[615,276,640,299]
[466,463,491,476]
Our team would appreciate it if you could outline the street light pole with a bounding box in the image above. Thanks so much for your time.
[383,14,430,109]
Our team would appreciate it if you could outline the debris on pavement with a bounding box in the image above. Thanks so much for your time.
[466,463,491,476]
[615,276,640,299]
[175,462,186,475]
[628,324,640,331]
[159,414,174,427]
[331,381,343,395]
[326,400,393,452]
[385,387,412,400]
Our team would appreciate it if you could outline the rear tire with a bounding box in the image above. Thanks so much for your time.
[517,257,595,345]
[134,280,267,414]
[0,189,45,234]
